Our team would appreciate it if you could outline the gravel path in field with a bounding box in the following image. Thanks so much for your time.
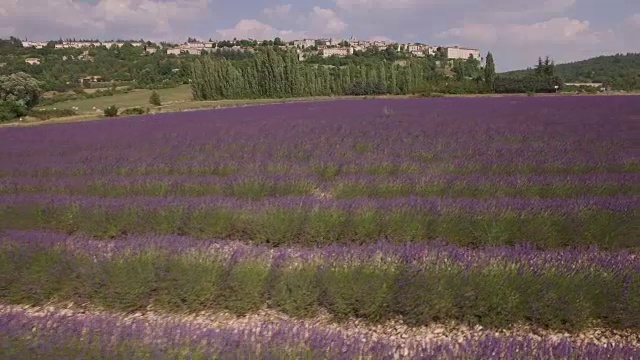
[2,302,638,350]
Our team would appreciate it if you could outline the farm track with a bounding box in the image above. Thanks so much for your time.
[2,303,639,359]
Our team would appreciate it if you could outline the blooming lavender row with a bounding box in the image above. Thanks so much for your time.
[2,160,635,179]
[1,193,636,212]
[0,172,637,190]
[3,230,638,273]
[0,97,637,174]
[1,305,638,360]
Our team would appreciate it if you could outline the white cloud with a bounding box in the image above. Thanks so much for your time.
[507,17,592,44]
[336,0,574,15]
[438,16,624,70]
[216,19,305,41]
[490,0,577,14]
[439,17,609,46]
[626,13,640,27]
[242,5,347,40]
[333,0,579,47]
[437,23,498,43]
[308,7,347,34]
[485,0,576,17]
[0,0,209,40]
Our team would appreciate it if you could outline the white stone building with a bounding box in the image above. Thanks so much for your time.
[321,47,353,58]
[21,41,48,48]
[25,58,41,65]
[294,39,315,49]
[444,46,481,60]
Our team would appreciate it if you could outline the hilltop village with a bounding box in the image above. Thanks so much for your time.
[20,37,481,62]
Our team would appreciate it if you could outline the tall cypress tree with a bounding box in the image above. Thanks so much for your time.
[484,52,496,92]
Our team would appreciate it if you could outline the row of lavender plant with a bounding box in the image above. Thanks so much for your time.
[0,173,636,199]
[4,230,638,274]
[1,199,636,247]
[1,160,637,179]
[3,172,636,186]
[3,305,638,360]
[2,230,638,330]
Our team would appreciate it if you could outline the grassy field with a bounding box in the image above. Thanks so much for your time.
[38,85,354,115]
[31,85,355,124]
[38,85,194,113]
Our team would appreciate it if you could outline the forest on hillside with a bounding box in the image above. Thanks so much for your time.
[0,37,489,96]
[502,53,640,90]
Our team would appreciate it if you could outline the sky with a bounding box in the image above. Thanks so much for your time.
[1,0,639,70]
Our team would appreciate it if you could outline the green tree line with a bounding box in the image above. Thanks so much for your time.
[191,48,491,100]
[494,57,563,94]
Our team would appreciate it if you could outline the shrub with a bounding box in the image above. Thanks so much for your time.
[271,265,320,317]
[28,108,77,120]
[345,80,387,96]
[149,91,162,106]
[2,248,76,304]
[103,105,118,117]
[91,252,160,311]
[0,100,28,122]
[495,74,563,94]
[219,260,269,315]
[155,256,223,312]
[320,264,396,323]
[393,266,459,326]
[120,107,145,116]
[38,93,79,106]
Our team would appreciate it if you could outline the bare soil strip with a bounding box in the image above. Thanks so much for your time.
[2,302,638,349]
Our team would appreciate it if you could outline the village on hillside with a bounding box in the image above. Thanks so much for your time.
[20,36,481,62]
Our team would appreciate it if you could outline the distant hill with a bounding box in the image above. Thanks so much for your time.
[501,53,640,90]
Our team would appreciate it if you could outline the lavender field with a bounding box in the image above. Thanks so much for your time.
[1,96,639,358]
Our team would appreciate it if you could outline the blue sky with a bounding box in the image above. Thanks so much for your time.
[1,0,638,70]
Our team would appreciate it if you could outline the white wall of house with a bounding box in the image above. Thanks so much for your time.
[445,47,481,60]
[321,47,353,58]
